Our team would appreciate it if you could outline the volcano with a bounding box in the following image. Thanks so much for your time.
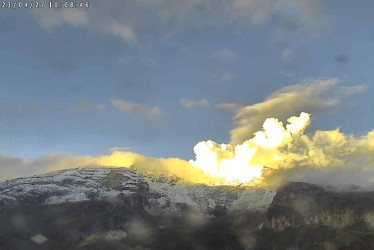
[1,168,374,249]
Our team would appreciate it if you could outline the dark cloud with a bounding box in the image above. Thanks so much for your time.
[334,54,350,64]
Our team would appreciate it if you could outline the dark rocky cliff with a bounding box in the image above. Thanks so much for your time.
[257,182,374,250]
[265,182,374,231]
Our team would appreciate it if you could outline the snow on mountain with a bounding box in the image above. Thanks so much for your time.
[0,168,143,205]
[0,167,276,215]
[145,178,276,215]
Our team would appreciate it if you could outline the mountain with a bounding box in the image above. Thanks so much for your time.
[0,168,275,214]
[0,167,274,250]
[1,168,374,249]
[257,182,374,250]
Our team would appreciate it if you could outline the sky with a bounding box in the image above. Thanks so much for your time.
[0,0,373,165]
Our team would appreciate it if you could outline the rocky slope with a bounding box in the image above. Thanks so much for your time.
[2,168,374,249]
[0,167,274,250]
[257,182,374,250]
[0,167,276,215]
[264,182,374,231]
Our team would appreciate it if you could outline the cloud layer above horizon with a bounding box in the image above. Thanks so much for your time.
[31,0,325,44]
[1,79,373,190]
[230,78,366,145]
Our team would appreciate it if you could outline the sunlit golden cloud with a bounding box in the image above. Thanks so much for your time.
[2,111,374,189]
[230,78,365,145]
[1,80,371,189]
[0,151,217,184]
[216,103,243,113]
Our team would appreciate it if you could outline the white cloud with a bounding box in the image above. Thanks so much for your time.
[180,99,210,109]
[103,21,137,43]
[32,7,137,44]
[111,99,163,119]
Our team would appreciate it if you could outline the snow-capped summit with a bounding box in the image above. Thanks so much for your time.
[0,167,276,215]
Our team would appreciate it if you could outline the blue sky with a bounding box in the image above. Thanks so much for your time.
[0,0,373,161]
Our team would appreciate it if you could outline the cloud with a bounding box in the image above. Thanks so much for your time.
[216,103,242,113]
[230,78,365,145]
[180,99,210,109]
[334,54,350,64]
[212,72,234,83]
[32,7,136,44]
[267,165,374,190]
[70,101,107,112]
[3,112,374,189]
[190,111,374,187]
[262,127,374,189]
[213,49,239,64]
[340,85,367,95]
[0,151,216,184]
[0,152,92,182]
[111,99,163,119]
[110,147,131,152]
[33,8,89,30]
[103,21,137,43]
[30,0,325,44]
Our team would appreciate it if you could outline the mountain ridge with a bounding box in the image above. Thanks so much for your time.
[2,167,374,249]
[0,167,276,215]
